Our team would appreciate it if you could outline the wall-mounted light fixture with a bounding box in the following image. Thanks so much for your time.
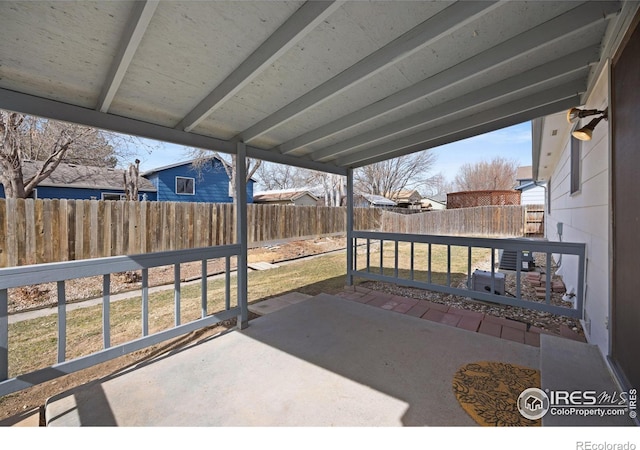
[566,107,608,141]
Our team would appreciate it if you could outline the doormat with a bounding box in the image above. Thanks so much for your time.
[452,361,541,426]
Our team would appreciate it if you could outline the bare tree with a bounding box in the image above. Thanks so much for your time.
[422,172,456,198]
[0,110,132,198]
[303,171,344,206]
[123,159,141,201]
[254,162,310,191]
[453,156,519,191]
[354,151,438,198]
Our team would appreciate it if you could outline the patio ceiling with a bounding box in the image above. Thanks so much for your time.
[0,1,629,175]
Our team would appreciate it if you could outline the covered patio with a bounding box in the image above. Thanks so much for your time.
[1,0,638,428]
[44,294,627,426]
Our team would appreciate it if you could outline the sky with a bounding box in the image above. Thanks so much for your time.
[129,121,533,182]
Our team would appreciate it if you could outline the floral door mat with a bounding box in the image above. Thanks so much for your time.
[453,361,541,426]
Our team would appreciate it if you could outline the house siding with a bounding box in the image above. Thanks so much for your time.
[0,184,157,201]
[145,160,253,203]
[520,186,545,205]
[544,64,610,355]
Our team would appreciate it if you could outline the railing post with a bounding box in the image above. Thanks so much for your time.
[57,281,66,363]
[103,274,111,349]
[576,245,586,317]
[236,141,249,329]
[346,168,354,286]
[142,268,149,334]
[201,259,207,318]
[173,264,180,327]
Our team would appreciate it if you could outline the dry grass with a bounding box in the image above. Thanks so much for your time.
[6,252,351,378]
[6,244,488,379]
[356,241,491,285]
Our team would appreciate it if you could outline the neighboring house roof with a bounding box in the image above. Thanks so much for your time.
[360,193,396,207]
[253,189,318,203]
[421,197,446,206]
[515,181,545,192]
[21,160,156,192]
[428,193,447,204]
[389,189,422,202]
[516,166,533,182]
[141,158,219,177]
[141,157,256,181]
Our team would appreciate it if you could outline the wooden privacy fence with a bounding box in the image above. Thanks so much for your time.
[0,199,381,267]
[0,200,543,267]
[379,205,543,237]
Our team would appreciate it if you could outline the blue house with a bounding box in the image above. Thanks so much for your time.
[141,157,254,203]
[0,160,157,200]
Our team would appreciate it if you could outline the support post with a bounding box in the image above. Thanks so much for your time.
[236,142,249,329]
[346,168,354,286]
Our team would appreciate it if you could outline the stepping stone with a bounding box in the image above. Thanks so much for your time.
[248,261,280,271]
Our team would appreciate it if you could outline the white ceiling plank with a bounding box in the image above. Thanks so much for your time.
[277,1,620,156]
[0,87,347,176]
[336,79,586,167]
[96,0,159,113]
[2,87,235,153]
[311,44,599,162]
[176,1,343,133]
[238,1,501,143]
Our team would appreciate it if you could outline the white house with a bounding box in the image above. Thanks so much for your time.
[420,197,446,211]
[252,189,320,206]
[532,5,639,392]
[514,166,546,206]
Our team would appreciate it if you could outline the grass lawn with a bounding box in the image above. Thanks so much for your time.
[6,243,490,378]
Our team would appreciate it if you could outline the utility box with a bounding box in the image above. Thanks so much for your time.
[471,270,505,296]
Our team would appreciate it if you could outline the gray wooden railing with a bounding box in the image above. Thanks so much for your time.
[0,244,241,397]
[350,231,586,319]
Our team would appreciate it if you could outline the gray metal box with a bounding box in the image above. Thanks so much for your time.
[471,270,505,296]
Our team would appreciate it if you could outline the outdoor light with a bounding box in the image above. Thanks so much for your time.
[566,107,607,124]
[568,107,608,141]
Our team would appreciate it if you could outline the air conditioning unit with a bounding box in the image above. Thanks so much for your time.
[471,270,505,296]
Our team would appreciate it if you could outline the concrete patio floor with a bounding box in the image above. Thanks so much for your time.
[44,293,632,427]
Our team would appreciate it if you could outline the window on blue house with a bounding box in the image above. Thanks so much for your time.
[102,192,126,201]
[176,176,195,195]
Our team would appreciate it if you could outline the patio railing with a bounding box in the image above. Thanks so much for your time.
[350,231,586,319]
[0,244,241,397]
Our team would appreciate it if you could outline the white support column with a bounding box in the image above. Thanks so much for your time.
[346,168,354,286]
[236,142,249,329]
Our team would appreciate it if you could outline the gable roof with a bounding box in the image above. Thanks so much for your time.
[359,193,397,207]
[516,166,533,181]
[141,157,256,182]
[0,1,631,176]
[253,189,318,203]
[515,181,545,192]
[22,160,156,192]
[389,189,422,202]
[141,157,223,177]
